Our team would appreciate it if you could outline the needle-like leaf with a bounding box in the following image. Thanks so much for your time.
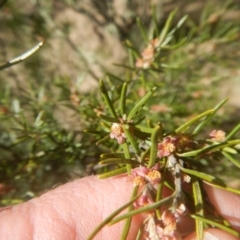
[0,42,44,71]
[190,214,240,237]
[192,178,204,240]
[127,87,157,121]
[87,190,141,240]
[99,80,119,119]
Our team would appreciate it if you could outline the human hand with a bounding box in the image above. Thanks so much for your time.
[0,176,239,240]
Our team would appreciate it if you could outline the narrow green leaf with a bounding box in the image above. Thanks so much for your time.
[84,129,106,135]
[96,135,110,145]
[160,63,181,69]
[160,15,188,47]
[180,166,240,195]
[124,40,140,56]
[99,80,118,119]
[151,4,160,36]
[163,179,175,191]
[98,114,120,123]
[110,194,173,225]
[192,178,204,240]
[87,190,141,240]
[175,109,214,133]
[160,37,187,50]
[0,42,44,71]
[127,43,135,68]
[180,166,225,183]
[136,17,149,44]
[190,214,240,237]
[140,147,150,164]
[177,139,240,157]
[99,158,139,166]
[98,167,127,179]
[222,151,240,168]
[132,126,150,140]
[123,125,140,155]
[127,87,157,121]
[177,146,211,157]
[159,9,178,43]
[206,140,240,153]
[107,72,125,83]
[156,166,167,219]
[148,123,163,168]
[133,116,147,125]
[204,180,240,195]
[193,99,228,135]
[222,147,238,154]
[112,63,135,70]
[120,83,128,116]
[135,227,144,240]
[147,119,155,128]
[176,15,188,29]
[121,185,139,240]
[225,123,240,141]
[101,121,111,128]
[201,215,232,228]
[100,153,125,159]
[136,125,154,134]
[122,142,132,174]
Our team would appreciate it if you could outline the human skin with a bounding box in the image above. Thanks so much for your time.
[0,176,239,240]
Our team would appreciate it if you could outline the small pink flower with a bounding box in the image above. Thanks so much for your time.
[141,45,155,61]
[161,210,183,240]
[110,123,126,144]
[209,129,226,142]
[145,216,164,240]
[150,38,160,48]
[131,164,161,186]
[146,170,161,185]
[135,58,152,69]
[157,137,177,158]
[131,166,150,178]
[161,210,177,226]
[134,192,153,208]
[133,176,146,186]
[135,39,158,69]
[144,214,182,240]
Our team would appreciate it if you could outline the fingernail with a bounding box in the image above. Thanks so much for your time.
[203,232,219,240]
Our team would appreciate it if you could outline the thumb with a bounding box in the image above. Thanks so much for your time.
[0,176,144,240]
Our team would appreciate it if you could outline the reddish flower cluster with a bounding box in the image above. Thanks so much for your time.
[131,165,161,209]
[144,205,186,240]
[135,38,160,69]
[131,164,161,187]
[134,190,154,208]
[157,137,177,158]
[157,134,193,158]
[110,123,126,144]
[209,129,226,142]
[129,134,192,239]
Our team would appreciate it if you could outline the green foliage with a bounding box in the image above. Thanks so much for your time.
[0,2,240,238]
[85,6,240,239]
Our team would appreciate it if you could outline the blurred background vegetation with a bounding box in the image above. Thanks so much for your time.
[0,0,240,205]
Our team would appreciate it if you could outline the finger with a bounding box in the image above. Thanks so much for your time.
[161,179,240,234]
[204,184,240,232]
[0,176,144,240]
[184,228,240,240]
